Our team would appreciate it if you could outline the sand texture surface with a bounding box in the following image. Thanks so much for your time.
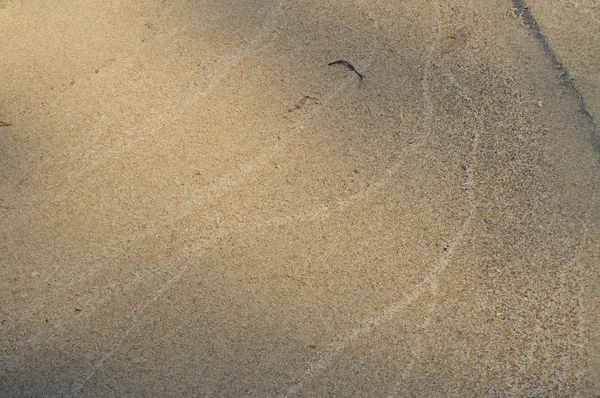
[1,0,599,396]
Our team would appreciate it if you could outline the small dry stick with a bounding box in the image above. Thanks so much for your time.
[328,60,364,80]
[0,121,11,127]
[289,95,320,112]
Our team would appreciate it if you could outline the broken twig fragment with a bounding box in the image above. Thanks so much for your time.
[328,60,364,81]
[288,95,319,112]
[0,121,11,127]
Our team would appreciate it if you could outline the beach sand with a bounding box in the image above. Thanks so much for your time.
[1,0,598,396]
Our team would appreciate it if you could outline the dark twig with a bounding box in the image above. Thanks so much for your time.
[328,60,364,80]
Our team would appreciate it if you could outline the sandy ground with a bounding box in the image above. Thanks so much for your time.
[1,0,599,396]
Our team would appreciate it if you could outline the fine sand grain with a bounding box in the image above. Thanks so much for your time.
[1,1,598,396]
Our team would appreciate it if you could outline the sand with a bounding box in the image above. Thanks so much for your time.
[1,0,599,396]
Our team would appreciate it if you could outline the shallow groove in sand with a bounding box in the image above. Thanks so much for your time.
[512,0,599,154]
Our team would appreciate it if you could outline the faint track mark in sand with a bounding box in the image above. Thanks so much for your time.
[63,80,373,398]
[19,0,285,339]
[85,0,285,157]
[282,1,448,395]
[386,72,483,396]
[99,2,599,395]
[64,4,384,395]
[507,7,600,387]
[21,3,465,396]
[65,254,205,398]
[11,0,283,214]
[522,162,599,390]
[573,172,599,395]
[22,0,382,355]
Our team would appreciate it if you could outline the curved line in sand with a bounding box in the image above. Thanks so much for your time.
[282,1,446,395]
[62,1,389,396]
[60,1,288,395]
[68,2,600,396]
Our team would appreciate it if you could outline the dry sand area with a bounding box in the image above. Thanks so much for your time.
[1,0,599,396]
